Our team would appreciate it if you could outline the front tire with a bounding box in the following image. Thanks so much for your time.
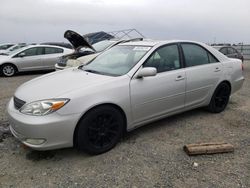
[207,82,231,113]
[75,105,125,155]
[1,64,16,77]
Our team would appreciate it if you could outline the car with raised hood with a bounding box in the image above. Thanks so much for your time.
[55,30,143,70]
[213,46,244,62]
[8,40,244,154]
[0,44,73,76]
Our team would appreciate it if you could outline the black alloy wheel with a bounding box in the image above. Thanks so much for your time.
[76,105,125,154]
[207,82,231,113]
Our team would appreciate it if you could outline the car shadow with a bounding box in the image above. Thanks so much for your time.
[123,108,211,142]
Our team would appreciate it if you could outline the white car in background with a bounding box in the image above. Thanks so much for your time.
[0,43,15,53]
[0,45,73,76]
[8,40,244,154]
[0,43,27,55]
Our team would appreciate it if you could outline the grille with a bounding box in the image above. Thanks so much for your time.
[57,62,67,67]
[14,96,26,110]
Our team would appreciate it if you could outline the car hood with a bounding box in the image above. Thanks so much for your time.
[15,68,114,103]
[64,30,95,52]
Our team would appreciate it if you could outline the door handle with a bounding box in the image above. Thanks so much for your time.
[214,67,221,72]
[175,75,185,81]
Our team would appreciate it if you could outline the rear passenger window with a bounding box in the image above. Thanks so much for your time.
[144,44,180,73]
[182,44,209,67]
[45,47,63,54]
[228,47,236,54]
[208,53,218,63]
[182,44,218,67]
[220,48,227,55]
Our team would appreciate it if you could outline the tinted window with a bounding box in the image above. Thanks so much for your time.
[228,47,236,54]
[17,47,44,57]
[45,47,63,54]
[144,44,180,73]
[182,44,210,67]
[208,53,218,63]
[220,47,228,55]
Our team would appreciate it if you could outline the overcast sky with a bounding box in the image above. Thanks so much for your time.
[1,0,250,44]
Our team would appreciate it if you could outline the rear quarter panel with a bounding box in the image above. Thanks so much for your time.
[221,58,244,94]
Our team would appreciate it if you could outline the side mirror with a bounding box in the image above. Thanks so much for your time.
[137,67,157,78]
[18,52,26,57]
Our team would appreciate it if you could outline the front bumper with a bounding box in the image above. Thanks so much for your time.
[55,63,67,71]
[7,98,80,150]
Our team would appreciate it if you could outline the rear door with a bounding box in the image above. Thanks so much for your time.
[41,47,64,69]
[12,47,44,71]
[130,44,186,124]
[181,43,223,108]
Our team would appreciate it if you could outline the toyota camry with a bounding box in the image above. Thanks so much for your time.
[7,40,244,154]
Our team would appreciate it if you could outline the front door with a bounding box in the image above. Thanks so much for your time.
[13,47,44,71]
[130,44,186,124]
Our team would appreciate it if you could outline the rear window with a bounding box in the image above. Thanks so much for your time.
[220,48,228,55]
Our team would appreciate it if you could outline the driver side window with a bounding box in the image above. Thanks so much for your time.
[17,47,44,57]
[143,44,181,73]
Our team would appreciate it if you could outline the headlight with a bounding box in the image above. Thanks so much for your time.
[20,99,69,116]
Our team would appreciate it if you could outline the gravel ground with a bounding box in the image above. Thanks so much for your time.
[0,64,249,188]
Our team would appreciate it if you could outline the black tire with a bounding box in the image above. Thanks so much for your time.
[0,64,16,77]
[207,82,231,113]
[75,105,125,155]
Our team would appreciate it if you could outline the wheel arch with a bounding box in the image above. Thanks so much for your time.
[219,80,232,93]
[73,103,128,147]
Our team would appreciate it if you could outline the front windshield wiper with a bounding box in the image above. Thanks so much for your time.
[84,69,102,74]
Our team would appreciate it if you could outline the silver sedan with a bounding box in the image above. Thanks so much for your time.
[0,45,73,76]
[7,40,244,154]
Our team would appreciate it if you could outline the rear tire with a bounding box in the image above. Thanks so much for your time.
[75,105,125,155]
[1,64,17,77]
[207,82,231,113]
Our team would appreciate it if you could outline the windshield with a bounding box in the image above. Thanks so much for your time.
[5,47,26,56]
[92,40,116,52]
[83,45,151,76]
[0,44,14,50]
[8,44,27,52]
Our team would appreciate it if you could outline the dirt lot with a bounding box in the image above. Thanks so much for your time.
[0,63,249,188]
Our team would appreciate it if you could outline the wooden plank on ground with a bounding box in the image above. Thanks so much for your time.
[183,142,234,156]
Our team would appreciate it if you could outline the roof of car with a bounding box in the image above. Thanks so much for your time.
[118,39,207,47]
[118,39,161,46]
[25,44,71,49]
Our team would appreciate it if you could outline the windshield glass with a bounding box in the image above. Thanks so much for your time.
[92,40,116,52]
[0,44,14,50]
[5,47,25,56]
[83,45,151,76]
[8,44,27,52]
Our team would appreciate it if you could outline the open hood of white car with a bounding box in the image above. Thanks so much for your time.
[64,30,96,52]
